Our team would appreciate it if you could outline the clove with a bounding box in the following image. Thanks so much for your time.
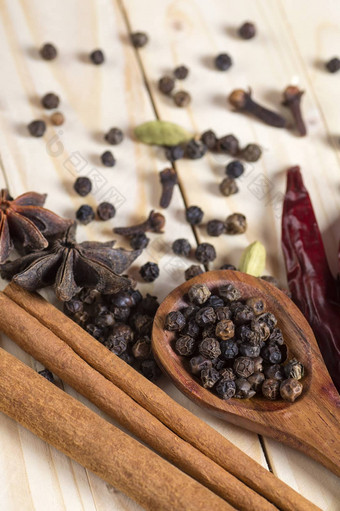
[114,210,165,236]
[228,89,286,128]
[159,168,178,208]
[282,85,307,136]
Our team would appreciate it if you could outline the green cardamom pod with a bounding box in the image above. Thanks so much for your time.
[134,120,192,146]
[239,241,266,277]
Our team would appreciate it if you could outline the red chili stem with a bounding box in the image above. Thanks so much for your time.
[282,166,340,392]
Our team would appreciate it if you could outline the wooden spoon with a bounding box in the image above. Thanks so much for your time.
[152,270,340,476]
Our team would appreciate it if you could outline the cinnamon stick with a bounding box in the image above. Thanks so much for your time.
[4,283,320,511]
[0,291,275,511]
[0,347,232,511]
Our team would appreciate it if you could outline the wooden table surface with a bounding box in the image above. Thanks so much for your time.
[0,0,339,509]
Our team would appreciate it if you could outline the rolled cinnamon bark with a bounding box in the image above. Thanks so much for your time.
[3,283,320,511]
[0,291,275,511]
[0,346,233,511]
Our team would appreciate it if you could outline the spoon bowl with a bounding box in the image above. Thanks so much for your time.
[152,270,340,476]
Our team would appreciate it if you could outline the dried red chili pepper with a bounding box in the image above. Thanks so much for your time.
[282,166,340,392]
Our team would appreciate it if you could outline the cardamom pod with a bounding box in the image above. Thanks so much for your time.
[134,120,192,146]
[239,241,266,277]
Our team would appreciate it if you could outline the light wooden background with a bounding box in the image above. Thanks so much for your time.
[0,0,339,509]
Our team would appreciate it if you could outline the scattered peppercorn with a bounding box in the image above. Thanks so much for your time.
[40,43,57,60]
[207,219,225,237]
[215,53,232,71]
[238,21,256,39]
[41,92,60,109]
[158,75,175,95]
[172,238,192,257]
[38,368,55,383]
[97,202,116,221]
[76,205,95,225]
[74,177,92,197]
[226,160,244,179]
[184,265,204,281]
[101,150,116,167]
[225,213,247,234]
[185,139,207,159]
[174,65,189,80]
[220,263,237,270]
[90,49,105,65]
[175,335,196,356]
[186,205,204,225]
[240,143,262,162]
[130,232,149,250]
[165,310,186,331]
[219,177,239,197]
[173,90,191,107]
[105,127,124,145]
[325,57,340,73]
[27,120,46,137]
[218,134,239,155]
[140,262,159,282]
[131,31,149,48]
[50,112,64,126]
[195,243,216,264]
[200,130,217,150]
[164,145,185,161]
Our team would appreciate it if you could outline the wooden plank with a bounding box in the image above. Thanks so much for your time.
[121,0,340,509]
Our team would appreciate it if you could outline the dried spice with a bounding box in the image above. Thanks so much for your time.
[185,140,207,159]
[238,22,256,39]
[239,241,266,276]
[135,120,192,146]
[201,367,220,388]
[195,243,216,264]
[207,220,225,237]
[216,379,236,399]
[50,112,65,126]
[38,368,55,383]
[105,127,124,145]
[217,134,239,155]
[229,89,286,128]
[159,168,178,208]
[186,205,204,225]
[158,75,175,94]
[240,143,262,162]
[198,337,221,359]
[28,120,46,137]
[165,310,186,331]
[90,49,105,64]
[188,283,211,305]
[219,177,238,197]
[226,160,244,179]
[262,378,280,400]
[130,32,149,48]
[282,86,307,136]
[41,92,60,109]
[114,210,165,236]
[1,223,140,302]
[215,319,234,340]
[0,188,71,264]
[215,53,232,71]
[76,205,95,225]
[40,43,57,60]
[184,265,204,281]
[200,130,217,150]
[280,378,303,402]
[284,358,304,380]
[175,335,196,356]
[139,262,159,282]
[97,202,116,221]
[74,177,92,197]
[174,65,189,80]
[164,145,185,162]
[172,238,191,257]
[225,213,247,234]
[325,57,340,73]
[195,307,216,327]
[174,90,191,107]
[101,151,116,167]
[235,378,255,399]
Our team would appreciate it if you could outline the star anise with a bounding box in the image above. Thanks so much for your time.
[0,188,72,264]
[1,223,142,301]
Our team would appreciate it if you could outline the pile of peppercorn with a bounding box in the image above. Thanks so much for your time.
[64,286,162,382]
[164,282,304,402]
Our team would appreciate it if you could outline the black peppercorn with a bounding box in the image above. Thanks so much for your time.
[219,177,239,197]
[174,65,189,79]
[260,275,280,287]
[40,43,57,60]
[185,265,204,281]
[131,31,149,48]
[261,344,282,364]
[238,22,256,40]
[175,335,196,356]
[280,378,303,402]
[105,127,124,145]
[217,134,239,155]
[132,338,151,359]
[101,150,116,167]
[235,378,256,398]
[199,337,221,359]
[215,306,231,321]
[74,177,92,197]
[253,356,263,372]
[181,305,198,320]
[139,262,159,282]
[234,356,255,378]
[239,343,260,358]
[188,283,211,305]
[269,328,284,345]
[158,75,175,95]
[41,92,60,109]
[207,219,225,237]
[284,358,304,380]
[247,371,264,391]
[225,213,247,234]
[184,319,200,338]
[64,299,83,316]
[76,205,95,225]
[220,340,238,359]
[90,49,105,65]
[226,160,244,179]
[218,283,242,302]
[201,367,221,388]
[174,90,191,107]
[97,202,116,220]
[141,359,162,381]
[264,364,284,380]
[95,312,115,328]
[109,336,128,356]
[262,378,280,400]
[233,305,255,325]
[50,112,65,126]
[246,297,266,316]
[200,130,218,150]
[165,145,185,161]
[130,232,149,250]
[206,295,224,308]
[186,205,204,225]
[86,323,103,339]
[27,120,46,137]
[172,238,192,257]
[215,319,234,340]
[215,53,232,71]
[325,57,340,73]
[165,310,186,331]
[240,143,262,162]
[189,355,212,375]
[38,368,55,382]
[257,312,277,330]
[220,263,237,271]
[185,139,207,159]
[195,307,216,327]
[195,243,216,264]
